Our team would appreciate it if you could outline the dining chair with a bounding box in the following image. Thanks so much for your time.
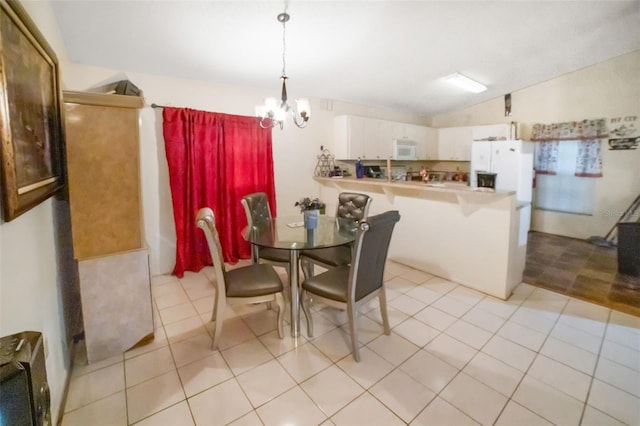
[300,192,372,278]
[300,210,400,361]
[241,192,291,273]
[196,207,284,350]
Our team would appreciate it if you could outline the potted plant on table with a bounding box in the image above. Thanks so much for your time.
[295,197,326,229]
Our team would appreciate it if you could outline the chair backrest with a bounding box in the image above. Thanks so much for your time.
[348,210,401,302]
[241,192,273,228]
[196,207,227,295]
[336,192,372,223]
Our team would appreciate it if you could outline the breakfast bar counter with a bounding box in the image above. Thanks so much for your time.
[314,177,530,300]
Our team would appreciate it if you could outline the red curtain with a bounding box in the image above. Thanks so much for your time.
[162,107,276,277]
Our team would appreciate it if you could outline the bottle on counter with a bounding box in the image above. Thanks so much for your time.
[356,158,364,179]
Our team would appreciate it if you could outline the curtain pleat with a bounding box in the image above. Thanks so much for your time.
[162,107,275,277]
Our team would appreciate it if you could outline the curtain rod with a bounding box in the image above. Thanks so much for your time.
[150,103,167,109]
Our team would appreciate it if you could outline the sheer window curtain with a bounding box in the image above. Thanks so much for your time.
[531,119,607,215]
[162,107,276,277]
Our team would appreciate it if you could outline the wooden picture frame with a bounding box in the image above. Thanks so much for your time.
[0,0,65,221]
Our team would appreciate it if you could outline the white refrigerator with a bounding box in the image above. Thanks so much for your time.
[471,140,535,287]
[470,139,534,203]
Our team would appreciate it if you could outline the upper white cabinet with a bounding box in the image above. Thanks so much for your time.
[472,124,511,140]
[377,120,394,159]
[335,115,435,160]
[422,127,439,160]
[437,126,473,161]
[410,126,439,160]
[335,115,391,160]
[334,115,365,159]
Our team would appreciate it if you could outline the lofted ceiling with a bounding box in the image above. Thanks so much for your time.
[49,1,640,117]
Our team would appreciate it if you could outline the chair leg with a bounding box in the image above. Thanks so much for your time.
[211,293,225,350]
[251,244,260,264]
[275,293,285,339]
[300,289,314,337]
[301,258,315,280]
[378,288,391,335]
[347,304,360,362]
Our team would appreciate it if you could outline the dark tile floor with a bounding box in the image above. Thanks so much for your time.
[524,231,640,317]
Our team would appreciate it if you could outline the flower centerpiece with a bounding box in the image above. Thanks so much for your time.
[294,197,326,213]
[295,197,325,229]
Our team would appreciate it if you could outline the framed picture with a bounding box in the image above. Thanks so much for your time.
[0,0,65,221]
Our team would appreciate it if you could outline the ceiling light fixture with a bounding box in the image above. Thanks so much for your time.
[255,9,310,130]
[445,73,487,93]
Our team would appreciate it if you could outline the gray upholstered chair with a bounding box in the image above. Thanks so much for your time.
[300,210,400,361]
[300,192,372,278]
[241,192,291,273]
[196,207,284,350]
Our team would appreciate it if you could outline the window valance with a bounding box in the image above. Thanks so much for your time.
[532,118,607,178]
[530,119,608,141]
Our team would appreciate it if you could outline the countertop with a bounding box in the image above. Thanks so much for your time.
[314,176,520,215]
[314,176,515,197]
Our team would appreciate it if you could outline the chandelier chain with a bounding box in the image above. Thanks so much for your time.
[281,13,287,77]
[255,6,309,130]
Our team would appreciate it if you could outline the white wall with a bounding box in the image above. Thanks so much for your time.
[433,51,640,239]
[62,63,430,275]
[4,3,635,423]
[0,2,74,423]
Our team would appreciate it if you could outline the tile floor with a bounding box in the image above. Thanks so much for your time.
[62,260,640,425]
[524,231,640,317]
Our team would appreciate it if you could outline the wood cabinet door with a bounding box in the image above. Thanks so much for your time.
[65,99,142,259]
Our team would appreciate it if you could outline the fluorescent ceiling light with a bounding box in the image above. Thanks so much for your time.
[445,73,487,93]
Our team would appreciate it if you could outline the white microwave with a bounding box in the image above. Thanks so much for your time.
[392,139,417,160]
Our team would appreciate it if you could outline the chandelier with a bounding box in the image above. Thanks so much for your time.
[255,10,310,130]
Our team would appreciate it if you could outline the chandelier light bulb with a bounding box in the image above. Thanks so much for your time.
[255,10,310,129]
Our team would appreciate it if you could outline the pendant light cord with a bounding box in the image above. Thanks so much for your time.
[278,7,289,78]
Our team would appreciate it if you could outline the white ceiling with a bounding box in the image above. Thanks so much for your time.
[50,1,640,117]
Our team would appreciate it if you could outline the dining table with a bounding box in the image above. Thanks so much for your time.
[244,215,358,337]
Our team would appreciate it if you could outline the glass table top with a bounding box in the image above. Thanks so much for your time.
[245,215,358,250]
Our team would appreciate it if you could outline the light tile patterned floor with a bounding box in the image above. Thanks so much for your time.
[62,261,640,425]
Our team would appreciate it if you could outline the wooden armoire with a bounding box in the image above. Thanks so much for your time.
[63,91,153,362]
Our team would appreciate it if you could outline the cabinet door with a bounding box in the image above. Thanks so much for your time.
[377,120,394,159]
[334,115,365,159]
[65,101,143,259]
[391,122,408,140]
[456,136,472,161]
[472,124,510,140]
[363,118,382,159]
[422,127,439,160]
[438,127,472,160]
[348,116,366,159]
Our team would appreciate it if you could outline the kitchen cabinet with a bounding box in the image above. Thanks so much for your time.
[363,118,390,160]
[335,115,436,160]
[334,115,393,160]
[472,124,511,140]
[419,127,439,160]
[334,115,386,159]
[64,90,153,362]
[438,126,472,160]
[377,120,394,159]
[334,115,365,159]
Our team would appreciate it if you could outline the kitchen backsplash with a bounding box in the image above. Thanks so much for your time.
[335,159,470,181]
